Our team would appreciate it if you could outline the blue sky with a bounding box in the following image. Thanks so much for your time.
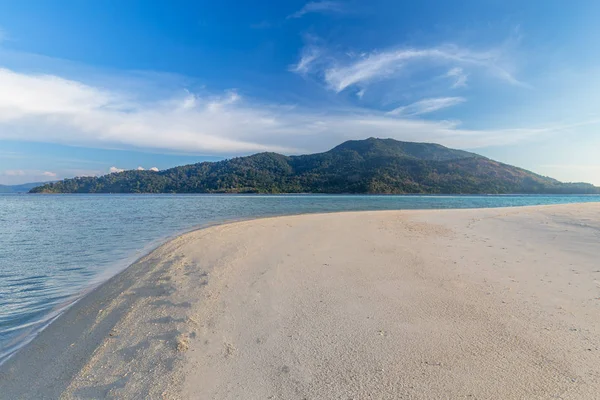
[0,0,599,185]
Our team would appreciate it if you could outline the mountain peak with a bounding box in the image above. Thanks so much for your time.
[30,138,599,195]
[331,137,479,162]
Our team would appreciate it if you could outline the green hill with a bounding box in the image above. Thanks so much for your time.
[30,138,600,194]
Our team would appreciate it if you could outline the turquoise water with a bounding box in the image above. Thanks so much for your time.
[1,193,599,363]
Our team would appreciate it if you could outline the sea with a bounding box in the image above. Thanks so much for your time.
[1,193,599,364]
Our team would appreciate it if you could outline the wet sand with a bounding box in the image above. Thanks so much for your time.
[1,203,600,399]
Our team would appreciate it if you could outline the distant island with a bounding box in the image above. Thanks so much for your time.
[1,182,56,193]
[30,138,600,194]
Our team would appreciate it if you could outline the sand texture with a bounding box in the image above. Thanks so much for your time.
[1,203,600,399]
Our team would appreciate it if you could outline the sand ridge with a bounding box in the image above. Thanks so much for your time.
[1,203,599,399]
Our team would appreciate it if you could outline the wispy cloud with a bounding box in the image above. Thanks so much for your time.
[289,44,322,74]
[293,42,526,93]
[287,1,344,19]
[109,166,125,173]
[387,97,466,116]
[0,67,294,154]
[446,67,468,88]
[0,66,558,160]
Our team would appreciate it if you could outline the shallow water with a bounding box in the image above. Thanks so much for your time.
[1,193,599,363]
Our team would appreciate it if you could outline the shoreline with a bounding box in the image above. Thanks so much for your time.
[0,216,246,367]
[1,201,559,366]
[2,203,600,398]
[2,201,585,365]
[24,192,600,196]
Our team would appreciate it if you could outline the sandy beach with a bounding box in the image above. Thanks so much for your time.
[1,203,600,399]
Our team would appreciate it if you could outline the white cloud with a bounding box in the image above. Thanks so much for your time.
[287,1,343,19]
[109,166,125,173]
[293,43,525,93]
[0,66,562,158]
[42,171,57,177]
[0,68,296,154]
[149,167,159,172]
[289,45,321,75]
[446,67,468,88]
[136,166,145,171]
[388,97,466,116]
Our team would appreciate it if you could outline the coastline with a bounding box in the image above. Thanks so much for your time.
[0,216,252,367]
[2,203,600,398]
[8,196,587,366]
[2,199,584,366]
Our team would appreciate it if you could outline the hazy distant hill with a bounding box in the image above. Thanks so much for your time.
[0,182,55,193]
[30,138,600,194]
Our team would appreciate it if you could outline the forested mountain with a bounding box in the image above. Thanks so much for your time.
[30,138,600,194]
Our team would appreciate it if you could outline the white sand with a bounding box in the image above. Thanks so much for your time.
[1,204,600,399]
